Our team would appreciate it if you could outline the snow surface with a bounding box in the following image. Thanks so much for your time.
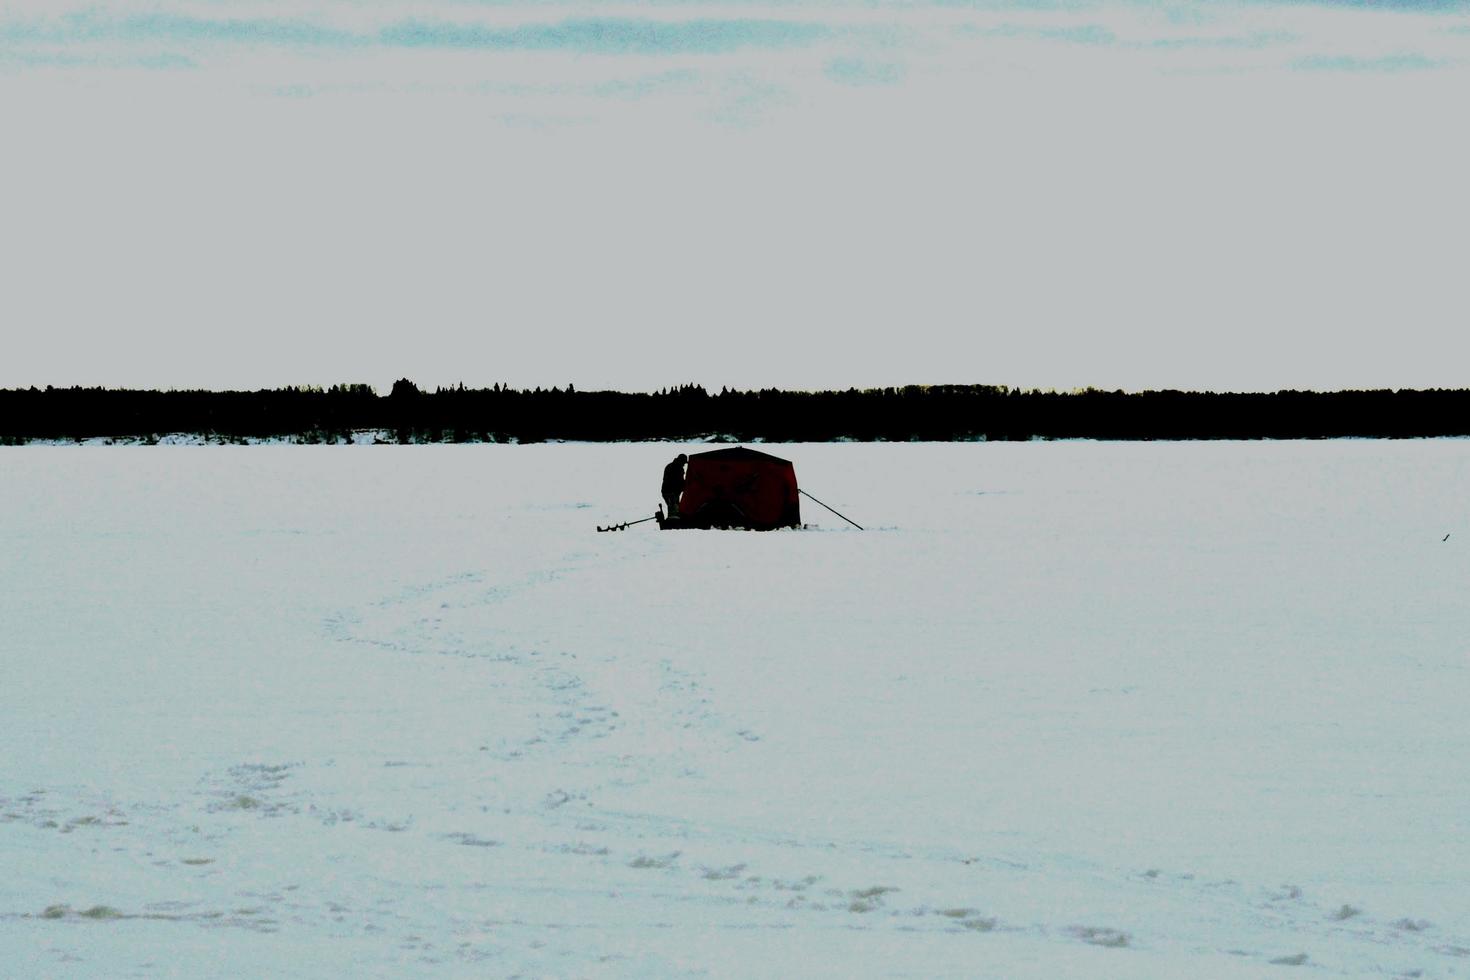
[3,441,1469,978]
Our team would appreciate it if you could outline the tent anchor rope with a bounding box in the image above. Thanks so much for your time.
[798,489,863,530]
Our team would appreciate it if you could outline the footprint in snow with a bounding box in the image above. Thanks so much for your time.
[1070,926,1129,948]
[700,863,748,881]
[847,886,898,913]
[1269,952,1309,966]
[628,852,680,870]
[936,908,997,931]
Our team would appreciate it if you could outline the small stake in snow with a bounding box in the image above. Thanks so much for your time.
[799,489,863,530]
[597,515,657,533]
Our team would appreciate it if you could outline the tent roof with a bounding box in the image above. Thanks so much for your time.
[688,446,792,465]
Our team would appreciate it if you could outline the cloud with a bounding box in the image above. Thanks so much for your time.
[825,56,905,85]
[380,18,831,54]
[956,17,1295,53]
[1146,30,1298,50]
[120,14,357,47]
[1275,0,1470,10]
[589,68,703,99]
[1292,52,1445,70]
[2,0,1465,119]
[981,22,1118,44]
[0,12,834,57]
[0,12,357,47]
[0,48,194,69]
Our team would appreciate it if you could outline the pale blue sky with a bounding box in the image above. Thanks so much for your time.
[3,0,1468,392]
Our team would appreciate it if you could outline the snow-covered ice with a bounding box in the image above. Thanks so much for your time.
[3,441,1469,977]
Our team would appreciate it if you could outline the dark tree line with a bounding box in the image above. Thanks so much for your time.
[2,381,1469,443]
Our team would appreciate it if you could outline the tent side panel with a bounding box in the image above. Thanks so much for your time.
[678,457,800,529]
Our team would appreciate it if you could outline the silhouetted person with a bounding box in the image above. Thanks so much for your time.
[662,453,687,519]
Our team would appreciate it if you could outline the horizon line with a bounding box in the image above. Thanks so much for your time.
[6,381,1470,398]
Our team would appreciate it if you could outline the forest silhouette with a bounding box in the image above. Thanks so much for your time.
[2,381,1468,443]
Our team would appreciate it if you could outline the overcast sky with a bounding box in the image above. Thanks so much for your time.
[3,0,1468,394]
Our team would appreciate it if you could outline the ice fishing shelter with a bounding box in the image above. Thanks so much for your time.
[667,447,801,530]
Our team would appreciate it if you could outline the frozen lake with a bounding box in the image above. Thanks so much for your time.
[3,441,1469,977]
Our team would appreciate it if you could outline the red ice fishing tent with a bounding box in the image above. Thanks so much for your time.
[670,447,801,530]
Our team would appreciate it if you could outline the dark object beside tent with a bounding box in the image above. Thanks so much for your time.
[659,447,801,530]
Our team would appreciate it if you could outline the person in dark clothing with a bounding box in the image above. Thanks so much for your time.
[661,454,687,519]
